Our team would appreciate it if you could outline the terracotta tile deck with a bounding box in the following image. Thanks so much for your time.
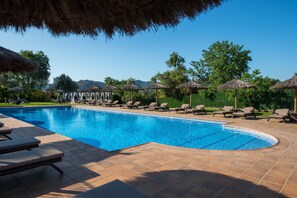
[0,105,297,198]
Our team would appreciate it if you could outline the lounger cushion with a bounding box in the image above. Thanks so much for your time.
[0,147,64,172]
[268,115,285,119]
[0,137,41,154]
[75,179,148,198]
[0,127,13,134]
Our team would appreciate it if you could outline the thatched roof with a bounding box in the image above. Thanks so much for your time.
[55,89,64,93]
[83,85,101,92]
[0,46,38,72]
[218,79,255,90]
[176,81,207,89]
[270,74,297,89]
[147,83,168,89]
[122,83,141,90]
[101,85,117,92]
[0,0,223,37]
[8,86,23,92]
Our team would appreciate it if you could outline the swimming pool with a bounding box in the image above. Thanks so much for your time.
[0,106,277,151]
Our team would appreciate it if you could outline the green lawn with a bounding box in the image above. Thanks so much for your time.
[0,102,70,107]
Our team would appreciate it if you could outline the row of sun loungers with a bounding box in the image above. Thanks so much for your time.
[84,100,295,122]
[0,122,64,177]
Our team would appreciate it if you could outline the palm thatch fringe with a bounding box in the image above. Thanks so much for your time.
[218,79,255,90]
[0,0,223,37]
[0,46,38,72]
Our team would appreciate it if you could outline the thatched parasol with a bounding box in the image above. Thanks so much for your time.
[101,85,118,101]
[147,83,168,104]
[84,85,101,92]
[0,0,223,38]
[0,46,38,72]
[8,86,23,92]
[270,73,297,112]
[55,89,64,93]
[218,79,255,109]
[101,85,117,92]
[9,86,23,100]
[122,83,142,101]
[176,81,207,106]
[122,84,141,90]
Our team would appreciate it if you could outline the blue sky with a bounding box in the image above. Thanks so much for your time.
[0,0,296,83]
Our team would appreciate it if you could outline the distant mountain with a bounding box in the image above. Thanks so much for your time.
[76,79,151,91]
[76,80,105,91]
[46,79,151,91]
[134,80,151,89]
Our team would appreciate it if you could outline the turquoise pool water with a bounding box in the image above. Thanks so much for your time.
[0,107,276,151]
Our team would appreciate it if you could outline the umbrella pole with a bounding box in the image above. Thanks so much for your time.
[155,89,158,104]
[190,91,192,107]
[234,89,238,109]
[294,88,297,113]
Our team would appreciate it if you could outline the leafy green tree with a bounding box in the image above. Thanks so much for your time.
[18,50,51,90]
[152,52,188,97]
[0,72,19,88]
[104,77,120,86]
[53,74,78,91]
[0,50,50,91]
[127,77,136,84]
[189,41,252,87]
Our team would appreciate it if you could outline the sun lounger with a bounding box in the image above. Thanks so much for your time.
[86,100,97,105]
[189,105,207,115]
[143,102,157,111]
[213,106,234,117]
[0,147,64,176]
[0,127,13,139]
[290,112,297,122]
[128,101,142,109]
[95,100,103,106]
[20,99,29,104]
[8,99,19,105]
[0,137,41,154]
[232,107,256,119]
[122,101,133,108]
[154,103,169,111]
[175,104,191,113]
[267,109,289,123]
[105,100,119,107]
[74,179,148,198]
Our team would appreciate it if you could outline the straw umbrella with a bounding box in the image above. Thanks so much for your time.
[0,1,223,38]
[83,85,101,100]
[0,46,38,72]
[176,81,207,107]
[270,73,297,112]
[101,85,117,100]
[8,86,23,100]
[147,83,168,104]
[218,79,255,109]
[122,83,142,101]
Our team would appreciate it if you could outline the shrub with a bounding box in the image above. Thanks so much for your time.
[28,90,49,102]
